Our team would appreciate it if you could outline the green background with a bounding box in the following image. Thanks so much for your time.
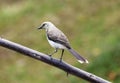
[0,0,120,83]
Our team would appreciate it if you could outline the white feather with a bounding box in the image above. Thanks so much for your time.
[47,37,66,49]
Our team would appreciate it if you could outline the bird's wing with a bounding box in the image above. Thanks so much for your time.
[47,30,71,49]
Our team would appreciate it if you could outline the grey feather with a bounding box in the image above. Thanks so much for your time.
[68,48,88,63]
[47,28,71,49]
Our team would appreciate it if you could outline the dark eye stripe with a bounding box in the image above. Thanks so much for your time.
[42,23,46,27]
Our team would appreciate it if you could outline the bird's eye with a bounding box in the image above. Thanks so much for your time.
[43,23,46,27]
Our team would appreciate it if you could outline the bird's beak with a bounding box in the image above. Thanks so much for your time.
[37,26,42,30]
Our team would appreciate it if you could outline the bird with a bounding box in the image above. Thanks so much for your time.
[37,21,88,63]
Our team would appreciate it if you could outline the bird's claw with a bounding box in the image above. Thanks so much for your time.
[49,55,53,60]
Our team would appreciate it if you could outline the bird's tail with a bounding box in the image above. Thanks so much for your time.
[68,48,89,63]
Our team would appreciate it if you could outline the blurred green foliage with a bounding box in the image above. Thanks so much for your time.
[0,0,120,83]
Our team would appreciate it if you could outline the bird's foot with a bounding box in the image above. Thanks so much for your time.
[49,55,53,60]
[60,58,62,62]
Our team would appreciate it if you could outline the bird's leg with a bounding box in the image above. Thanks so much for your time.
[49,48,58,59]
[60,50,69,76]
[60,49,64,62]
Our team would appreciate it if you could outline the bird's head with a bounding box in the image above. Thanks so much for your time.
[38,21,54,30]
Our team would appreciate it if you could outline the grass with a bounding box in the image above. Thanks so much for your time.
[0,0,120,83]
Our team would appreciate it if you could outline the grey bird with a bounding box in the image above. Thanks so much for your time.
[38,21,88,63]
